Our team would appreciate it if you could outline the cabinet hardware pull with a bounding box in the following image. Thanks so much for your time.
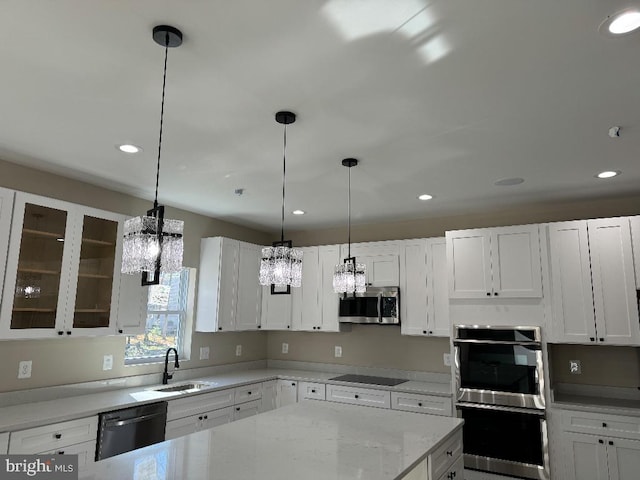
[590,337,595,342]
[257,325,261,329]
[58,331,64,335]
[198,416,203,420]
[355,395,359,399]
[452,472,456,478]
[292,383,296,386]
[57,451,64,455]
[66,331,71,335]
[204,415,208,420]
[429,330,433,334]
[418,403,423,407]
[599,338,604,342]
[287,325,290,329]
[423,330,427,334]
[236,407,240,411]
[55,434,62,439]
[599,439,604,444]
[446,450,452,456]
[486,292,491,296]
[609,441,614,446]
[248,391,252,395]
[118,329,123,334]
[603,422,607,427]
[218,327,222,331]
[494,292,498,296]
[311,390,316,393]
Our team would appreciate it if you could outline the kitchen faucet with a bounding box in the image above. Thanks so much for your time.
[163,348,180,384]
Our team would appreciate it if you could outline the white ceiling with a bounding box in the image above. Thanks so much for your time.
[1,0,639,233]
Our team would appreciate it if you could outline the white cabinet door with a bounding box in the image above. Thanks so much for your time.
[40,440,96,470]
[0,187,15,306]
[165,415,200,440]
[348,242,401,287]
[548,221,596,343]
[115,274,148,335]
[562,431,608,480]
[261,289,292,330]
[588,218,640,345]
[0,431,9,454]
[631,216,640,287]
[276,379,298,408]
[260,380,277,412]
[446,229,492,298]
[325,384,391,409]
[298,382,326,401]
[233,399,261,420]
[491,225,542,298]
[318,245,340,332]
[401,240,428,336]
[235,241,262,331]
[427,238,450,337]
[607,437,640,480]
[201,406,234,430]
[292,247,320,331]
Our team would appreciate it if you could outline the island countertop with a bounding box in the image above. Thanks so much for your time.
[81,400,463,480]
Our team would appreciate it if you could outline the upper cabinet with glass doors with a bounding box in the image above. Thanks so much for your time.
[0,192,125,339]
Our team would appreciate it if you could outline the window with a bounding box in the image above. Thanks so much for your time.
[125,268,194,364]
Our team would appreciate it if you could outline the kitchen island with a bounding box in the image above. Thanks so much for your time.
[81,400,463,480]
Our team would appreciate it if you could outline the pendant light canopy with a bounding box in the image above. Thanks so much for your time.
[121,25,184,286]
[259,111,303,294]
[333,158,366,295]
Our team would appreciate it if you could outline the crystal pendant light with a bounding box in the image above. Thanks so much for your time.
[258,111,303,294]
[333,158,366,295]
[121,25,184,286]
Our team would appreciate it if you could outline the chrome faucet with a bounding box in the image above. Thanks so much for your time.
[162,348,179,384]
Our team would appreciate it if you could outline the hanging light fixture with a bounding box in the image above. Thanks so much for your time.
[258,111,303,294]
[121,25,184,286]
[333,158,366,295]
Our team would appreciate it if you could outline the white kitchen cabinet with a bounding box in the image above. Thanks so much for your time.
[346,241,402,287]
[233,399,261,420]
[630,216,640,286]
[548,218,640,345]
[298,381,326,401]
[326,384,391,409]
[167,388,235,422]
[235,383,263,404]
[260,380,277,412]
[0,431,9,454]
[390,391,452,416]
[115,273,148,335]
[447,224,542,299]
[0,193,124,339]
[196,237,262,332]
[401,238,449,337]
[8,415,98,454]
[40,439,96,470]
[166,406,234,440]
[291,245,340,332]
[0,187,15,307]
[261,291,292,330]
[276,379,298,408]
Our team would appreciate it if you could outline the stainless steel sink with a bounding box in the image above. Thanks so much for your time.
[151,382,214,393]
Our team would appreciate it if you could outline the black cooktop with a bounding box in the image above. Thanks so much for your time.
[329,374,408,386]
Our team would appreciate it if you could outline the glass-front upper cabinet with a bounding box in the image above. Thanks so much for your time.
[0,193,124,339]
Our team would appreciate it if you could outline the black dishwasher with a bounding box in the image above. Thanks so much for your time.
[96,401,167,461]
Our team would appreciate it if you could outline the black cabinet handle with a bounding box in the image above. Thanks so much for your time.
[57,451,64,455]
[599,439,604,444]
[603,422,607,427]
[422,330,427,334]
[599,338,604,342]
[446,450,452,456]
[609,440,614,446]
[58,331,64,336]
[355,395,359,399]
[311,389,316,393]
[291,383,296,386]
[486,292,491,296]
[236,407,240,411]
[218,327,222,331]
[118,329,123,334]
[204,415,208,420]
[257,325,261,329]
[494,292,498,296]
[54,433,62,439]
[418,403,423,407]
[248,391,252,395]
[429,330,433,334]
[287,325,290,329]
[66,331,71,335]
[198,416,203,420]
[590,337,595,342]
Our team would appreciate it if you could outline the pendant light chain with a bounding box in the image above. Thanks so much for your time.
[281,124,287,243]
[154,36,170,209]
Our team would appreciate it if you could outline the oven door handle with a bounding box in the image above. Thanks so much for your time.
[377,293,383,323]
[456,402,545,416]
[453,339,541,347]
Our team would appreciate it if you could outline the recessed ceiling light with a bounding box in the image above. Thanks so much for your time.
[417,194,433,201]
[596,170,621,179]
[117,144,142,154]
[494,177,524,186]
[600,10,640,36]
[292,210,305,215]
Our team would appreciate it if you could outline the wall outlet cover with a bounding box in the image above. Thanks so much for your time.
[235,345,242,356]
[443,353,452,367]
[569,360,581,374]
[18,360,32,379]
[334,346,342,358]
[102,355,113,371]
[200,347,210,360]
[282,343,289,354]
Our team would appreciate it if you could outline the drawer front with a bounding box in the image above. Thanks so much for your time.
[0,432,8,454]
[390,392,452,416]
[9,416,98,454]
[298,382,326,401]
[167,388,235,421]
[430,430,463,479]
[233,399,261,421]
[40,440,96,470]
[561,410,640,440]
[436,455,464,480]
[165,415,200,440]
[202,406,234,430]
[235,383,263,404]
[326,384,391,409]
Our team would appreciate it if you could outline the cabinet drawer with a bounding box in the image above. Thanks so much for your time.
[233,399,261,421]
[298,382,326,401]
[166,415,199,440]
[167,388,235,421]
[390,392,452,416]
[9,416,98,454]
[430,430,463,480]
[561,410,640,440]
[436,455,464,480]
[40,440,96,470]
[326,384,391,409]
[202,406,234,430]
[235,383,263,404]
[0,432,9,454]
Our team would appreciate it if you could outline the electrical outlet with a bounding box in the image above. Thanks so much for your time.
[569,360,581,374]
[199,347,210,360]
[235,345,242,357]
[18,360,32,379]
[282,343,289,354]
[334,346,342,358]
[443,353,452,367]
[102,355,113,371]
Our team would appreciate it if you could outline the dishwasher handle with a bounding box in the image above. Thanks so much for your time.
[104,411,166,428]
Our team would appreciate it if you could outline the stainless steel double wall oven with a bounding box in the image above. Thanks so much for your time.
[454,325,549,480]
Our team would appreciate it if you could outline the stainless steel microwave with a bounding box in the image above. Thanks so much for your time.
[338,287,399,324]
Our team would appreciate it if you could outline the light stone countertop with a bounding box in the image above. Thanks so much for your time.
[0,368,452,432]
[79,400,464,480]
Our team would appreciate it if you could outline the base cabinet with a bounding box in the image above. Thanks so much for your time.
[326,384,391,409]
[166,407,234,440]
[233,399,261,421]
[0,431,9,454]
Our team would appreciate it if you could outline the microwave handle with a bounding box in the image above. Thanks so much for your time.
[377,293,383,322]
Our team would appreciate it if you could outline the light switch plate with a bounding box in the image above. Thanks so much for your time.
[235,345,242,356]
[569,360,581,374]
[334,346,342,358]
[102,355,113,371]
[18,360,32,379]
[282,343,289,354]
[200,347,210,360]
[443,353,452,367]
